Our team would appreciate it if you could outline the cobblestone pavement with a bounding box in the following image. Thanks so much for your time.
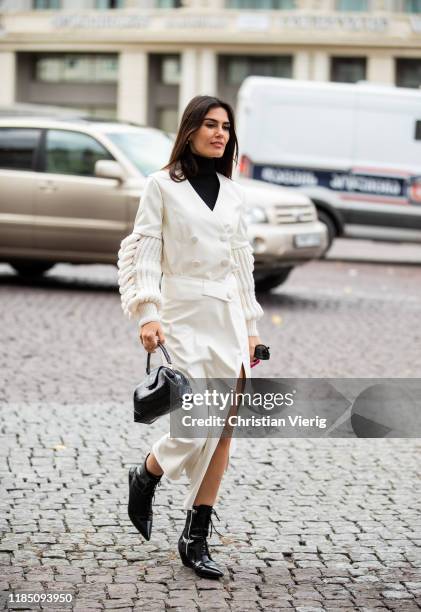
[1,256,420,611]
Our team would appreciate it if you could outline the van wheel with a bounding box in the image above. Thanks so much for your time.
[317,210,337,256]
[10,261,54,277]
[255,268,293,293]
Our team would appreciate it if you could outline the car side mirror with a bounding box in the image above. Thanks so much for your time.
[95,160,124,182]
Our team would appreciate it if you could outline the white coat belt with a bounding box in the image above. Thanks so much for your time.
[161,273,237,303]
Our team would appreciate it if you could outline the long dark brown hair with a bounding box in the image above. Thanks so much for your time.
[163,95,238,182]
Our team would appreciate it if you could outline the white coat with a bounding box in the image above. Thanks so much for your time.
[133,168,258,509]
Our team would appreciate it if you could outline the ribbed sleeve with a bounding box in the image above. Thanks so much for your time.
[117,232,162,328]
[232,243,264,336]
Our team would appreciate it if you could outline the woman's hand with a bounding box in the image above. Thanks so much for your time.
[248,335,261,365]
[139,321,166,353]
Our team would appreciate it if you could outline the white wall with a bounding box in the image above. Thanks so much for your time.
[117,51,148,124]
[0,52,16,106]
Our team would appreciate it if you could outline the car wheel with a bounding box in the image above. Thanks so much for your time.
[10,261,54,277]
[255,267,293,293]
[317,209,337,256]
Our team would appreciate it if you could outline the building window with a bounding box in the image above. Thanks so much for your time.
[396,58,421,87]
[45,130,113,177]
[226,0,295,8]
[331,57,366,83]
[156,0,183,7]
[96,0,124,8]
[33,0,61,8]
[335,0,369,10]
[218,54,292,109]
[35,54,118,83]
[403,0,421,12]
[225,55,292,85]
[160,56,181,85]
[0,128,41,171]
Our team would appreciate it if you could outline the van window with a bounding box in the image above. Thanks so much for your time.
[415,120,421,141]
[0,128,41,170]
[45,129,113,176]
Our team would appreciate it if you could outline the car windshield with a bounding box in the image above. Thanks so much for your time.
[105,128,173,176]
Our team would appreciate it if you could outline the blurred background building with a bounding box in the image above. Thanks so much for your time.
[0,0,421,132]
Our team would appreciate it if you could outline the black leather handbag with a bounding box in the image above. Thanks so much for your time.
[133,342,192,425]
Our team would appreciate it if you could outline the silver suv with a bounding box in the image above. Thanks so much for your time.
[0,116,327,291]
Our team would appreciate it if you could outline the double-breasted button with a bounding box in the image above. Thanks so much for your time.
[191,235,198,244]
[220,259,229,267]
[220,235,228,242]
[192,259,201,268]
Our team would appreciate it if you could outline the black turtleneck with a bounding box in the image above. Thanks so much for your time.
[187,152,220,211]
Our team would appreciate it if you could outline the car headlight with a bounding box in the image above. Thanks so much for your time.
[244,206,268,224]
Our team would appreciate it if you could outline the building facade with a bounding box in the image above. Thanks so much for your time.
[1,0,421,131]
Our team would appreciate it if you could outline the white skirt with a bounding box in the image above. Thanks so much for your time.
[151,272,251,510]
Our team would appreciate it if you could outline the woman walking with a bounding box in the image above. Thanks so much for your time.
[117,95,264,579]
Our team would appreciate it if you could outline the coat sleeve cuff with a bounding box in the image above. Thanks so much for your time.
[246,319,259,337]
[136,302,161,329]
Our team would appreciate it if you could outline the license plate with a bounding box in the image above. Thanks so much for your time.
[294,233,322,248]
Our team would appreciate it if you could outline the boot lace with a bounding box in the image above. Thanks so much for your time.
[209,508,223,538]
[199,509,222,558]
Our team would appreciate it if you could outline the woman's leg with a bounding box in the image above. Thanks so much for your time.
[177,364,247,579]
[145,452,164,477]
[193,363,246,506]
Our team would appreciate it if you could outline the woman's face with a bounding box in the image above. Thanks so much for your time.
[189,106,230,158]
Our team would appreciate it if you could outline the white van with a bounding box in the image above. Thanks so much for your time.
[236,77,421,251]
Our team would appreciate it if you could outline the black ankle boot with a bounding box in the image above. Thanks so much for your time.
[178,504,224,579]
[128,453,162,541]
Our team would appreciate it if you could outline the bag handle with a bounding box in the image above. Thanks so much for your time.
[146,341,172,375]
